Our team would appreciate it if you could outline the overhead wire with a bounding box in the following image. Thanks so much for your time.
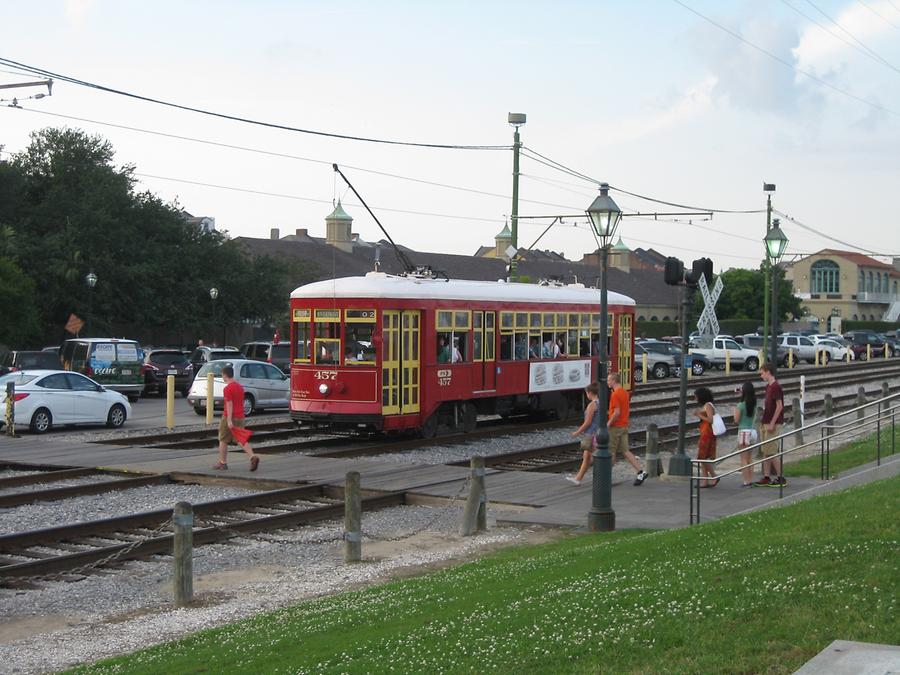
[4,105,583,212]
[671,0,900,117]
[772,210,881,254]
[802,0,900,72]
[856,0,900,30]
[0,56,511,150]
[780,0,900,76]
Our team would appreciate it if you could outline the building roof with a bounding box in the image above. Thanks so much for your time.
[808,249,897,273]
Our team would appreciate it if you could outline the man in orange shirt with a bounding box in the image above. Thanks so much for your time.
[607,372,647,486]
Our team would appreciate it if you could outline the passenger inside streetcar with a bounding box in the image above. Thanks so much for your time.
[437,335,450,363]
[529,337,540,359]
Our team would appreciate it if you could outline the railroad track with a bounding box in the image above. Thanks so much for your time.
[0,478,404,585]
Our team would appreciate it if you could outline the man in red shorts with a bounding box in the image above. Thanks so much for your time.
[212,364,260,471]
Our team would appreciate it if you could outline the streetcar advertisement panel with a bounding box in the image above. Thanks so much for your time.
[528,359,592,393]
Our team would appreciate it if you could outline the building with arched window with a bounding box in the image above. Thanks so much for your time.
[785,250,900,325]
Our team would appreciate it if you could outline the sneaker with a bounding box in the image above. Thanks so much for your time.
[250,456,260,472]
[753,476,771,486]
[565,475,582,486]
[741,482,754,488]
[769,476,788,487]
[634,470,648,486]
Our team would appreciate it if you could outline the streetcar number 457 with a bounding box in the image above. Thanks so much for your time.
[314,371,337,380]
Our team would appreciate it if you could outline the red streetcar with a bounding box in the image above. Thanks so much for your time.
[289,271,635,436]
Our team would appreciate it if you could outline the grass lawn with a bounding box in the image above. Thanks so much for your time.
[785,427,899,478]
[75,469,899,674]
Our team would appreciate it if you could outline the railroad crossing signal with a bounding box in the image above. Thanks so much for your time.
[696,274,723,337]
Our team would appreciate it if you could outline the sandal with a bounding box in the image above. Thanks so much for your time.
[212,462,228,470]
[250,456,259,472]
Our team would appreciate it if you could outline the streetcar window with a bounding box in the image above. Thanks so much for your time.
[437,311,453,329]
[293,308,311,362]
[529,336,541,359]
[484,312,495,361]
[568,314,579,327]
[515,333,528,360]
[530,313,541,329]
[473,312,483,361]
[568,328,578,356]
[437,332,465,363]
[314,320,340,365]
[516,312,528,328]
[345,310,377,365]
[556,313,567,327]
[500,333,513,360]
[543,313,555,328]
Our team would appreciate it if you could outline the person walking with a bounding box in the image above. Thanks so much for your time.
[693,387,718,487]
[756,363,786,487]
[607,372,648,486]
[212,364,260,471]
[733,381,758,487]
[567,382,601,485]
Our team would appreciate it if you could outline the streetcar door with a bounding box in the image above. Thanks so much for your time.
[483,311,496,390]
[617,313,633,390]
[382,310,420,415]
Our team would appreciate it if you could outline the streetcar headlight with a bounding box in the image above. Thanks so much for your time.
[318,383,330,395]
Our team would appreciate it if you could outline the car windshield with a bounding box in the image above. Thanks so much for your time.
[0,372,38,386]
[151,352,187,366]
[196,361,234,378]
[209,350,238,360]
[19,352,60,368]
[271,344,289,359]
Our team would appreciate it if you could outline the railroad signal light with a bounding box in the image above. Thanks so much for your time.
[687,258,714,286]
[664,257,684,286]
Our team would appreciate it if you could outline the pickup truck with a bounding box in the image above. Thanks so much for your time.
[689,337,760,371]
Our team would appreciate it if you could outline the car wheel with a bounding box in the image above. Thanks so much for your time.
[652,363,669,379]
[30,408,52,434]
[243,394,255,417]
[193,406,205,416]
[633,369,643,383]
[106,403,127,428]
[822,352,830,364]
[692,361,705,376]
[745,357,759,371]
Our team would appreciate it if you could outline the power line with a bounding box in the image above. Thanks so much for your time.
[5,105,581,212]
[802,0,900,72]
[856,0,900,30]
[773,209,880,254]
[671,0,900,117]
[780,0,900,77]
[0,56,511,150]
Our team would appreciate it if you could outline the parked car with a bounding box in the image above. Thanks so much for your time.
[843,332,893,360]
[691,336,761,371]
[812,338,853,362]
[240,341,291,373]
[739,334,790,366]
[59,338,144,402]
[637,339,709,376]
[0,370,131,434]
[188,346,242,374]
[777,335,817,364]
[877,333,900,357]
[633,343,676,382]
[142,349,195,397]
[0,350,61,376]
[186,358,289,416]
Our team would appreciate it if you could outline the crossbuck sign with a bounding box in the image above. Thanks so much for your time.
[696,274,723,336]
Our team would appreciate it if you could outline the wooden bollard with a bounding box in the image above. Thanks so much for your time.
[166,375,176,430]
[205,372,215,425]
[857,386,866,420]
[724,350,731,375]
[344,471,361,563]
[173,501,194,606]
[460,456,487,536]
[5,381,15,437]
[791,396,804,445]
[645,424,662,477]
[642,352,647,384]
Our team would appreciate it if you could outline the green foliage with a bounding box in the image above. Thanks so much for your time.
[635,320,678,339]
[692,267,802,322]
[0,257,41,346]
[80,470,899,674]
[843,320,899,333]
[0,127,313,345]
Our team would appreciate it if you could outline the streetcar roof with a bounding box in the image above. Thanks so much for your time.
[291,272,635,306]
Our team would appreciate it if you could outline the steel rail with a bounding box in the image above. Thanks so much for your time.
[0,474,172,508]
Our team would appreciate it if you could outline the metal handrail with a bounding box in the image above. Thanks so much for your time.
[689,391,899,524]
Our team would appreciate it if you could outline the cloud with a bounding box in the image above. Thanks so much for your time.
[64,0,97,27]
[794,1,896,68]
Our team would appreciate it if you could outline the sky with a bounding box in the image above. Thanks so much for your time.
[1,0,899,274]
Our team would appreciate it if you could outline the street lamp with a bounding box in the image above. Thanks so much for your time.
[85,271,98,337]
[209,287,219,346]
[585,182,622,532]
[765,219,788,369]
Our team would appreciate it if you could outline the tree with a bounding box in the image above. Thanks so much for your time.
[693,265,802,323]
[0,257,40,346]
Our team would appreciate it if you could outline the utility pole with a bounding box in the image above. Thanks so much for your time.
[508,113,526,282]
[762,183,776,363]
